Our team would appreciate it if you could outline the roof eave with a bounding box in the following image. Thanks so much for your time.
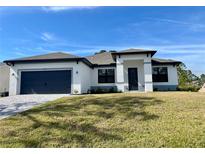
[152,61,181,66]
[4,57,93,67]
[92,63,116,67]
[112,50,157,57]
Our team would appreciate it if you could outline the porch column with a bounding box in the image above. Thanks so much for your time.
[116,57,125,92]
[144,58,153,92]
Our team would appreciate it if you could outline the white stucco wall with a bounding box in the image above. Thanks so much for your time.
[144,57,153,92]
[0,63,10,93]
[79,62,92,93]
[7,57,179,95]
[153,65,178,86]
[8,61,91,95]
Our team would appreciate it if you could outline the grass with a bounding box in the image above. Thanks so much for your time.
[0,92,205,148]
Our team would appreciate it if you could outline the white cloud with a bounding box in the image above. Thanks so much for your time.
[134,44,205,53]
[14,52,28,57]
[145,17,205,31]
[41,6,99,12]
[41,32,55,41]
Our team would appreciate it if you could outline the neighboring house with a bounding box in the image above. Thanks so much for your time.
[0,62,10,95]
[4,49,181,96]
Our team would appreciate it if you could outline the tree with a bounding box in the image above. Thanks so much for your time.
[94,50,107,55]
[109,50,117,53]
[177,63,203,91]
[200,74,205,83]
[177,63,190,86]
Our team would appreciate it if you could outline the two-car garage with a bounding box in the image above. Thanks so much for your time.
[20,70,72,94]
[4,52,94,95]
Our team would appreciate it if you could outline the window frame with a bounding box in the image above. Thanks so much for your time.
[152,67,168,82]
[98,69,115,83]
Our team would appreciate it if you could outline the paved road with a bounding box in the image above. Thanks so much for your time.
[0,94,69,120]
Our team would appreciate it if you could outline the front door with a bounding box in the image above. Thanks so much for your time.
[128,68,138,90]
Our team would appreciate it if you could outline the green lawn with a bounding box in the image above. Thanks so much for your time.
[0,92,205,148]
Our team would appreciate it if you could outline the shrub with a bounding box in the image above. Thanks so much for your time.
[96,87,105,94]
[89,87,121,94]
[108,87,115,93]
[177,85,200,92]
[0,92,9,97]
[153,88,158,91]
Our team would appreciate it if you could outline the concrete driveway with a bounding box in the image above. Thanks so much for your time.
[0,94,69,120]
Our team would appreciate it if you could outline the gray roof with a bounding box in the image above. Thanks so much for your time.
[152,58,181,64]
[85,49,157,65]
[3,49,181,66]
[85,52,181,66]
[4,52,80,62]
[86,52,115,65]
[4,52,93,67]
[113,48,157,56]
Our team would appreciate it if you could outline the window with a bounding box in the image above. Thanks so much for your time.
[152,67,168,82]
[98,69,115,83]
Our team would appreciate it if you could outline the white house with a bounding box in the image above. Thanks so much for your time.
[4,49,181,96]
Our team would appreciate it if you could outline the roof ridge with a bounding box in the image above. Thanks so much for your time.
[85,51,114,65]
[86,51,111,57]
[153,57,177,60]
[4,51,81,62]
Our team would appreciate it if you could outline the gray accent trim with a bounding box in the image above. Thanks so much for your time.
[153,85,177,91]
[93,63,116,67]
[90,86,117,91]
[145,81,153,83]
[116,81,124,84]
[116,63,124,65]
[144,62,152,64]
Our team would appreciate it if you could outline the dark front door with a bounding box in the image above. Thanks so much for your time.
[20,70,71,94]
[128,68,138,90]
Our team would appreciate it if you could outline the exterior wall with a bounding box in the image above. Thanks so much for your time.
[79,62,91,93]
[153,64,178,91]
[8,61,91,95]
[7,58,179,95]
[0,63,10,93]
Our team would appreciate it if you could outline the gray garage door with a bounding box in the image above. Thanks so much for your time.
[20,70,71,94]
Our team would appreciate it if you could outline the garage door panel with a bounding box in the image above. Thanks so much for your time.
[20,70,71,94]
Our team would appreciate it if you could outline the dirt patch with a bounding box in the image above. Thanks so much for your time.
[199,83,205,92]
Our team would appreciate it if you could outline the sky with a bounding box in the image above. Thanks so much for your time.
[0,6,205,75]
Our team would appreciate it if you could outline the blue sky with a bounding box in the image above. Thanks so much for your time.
[0,6,205,75]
